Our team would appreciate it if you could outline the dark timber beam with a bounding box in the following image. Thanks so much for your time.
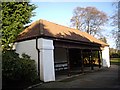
[90,50,94,70]
[98,51,101,68]
[100,50,103,68]
[88,51,91,67]
[66,48,71,76]
[80,50,84,73]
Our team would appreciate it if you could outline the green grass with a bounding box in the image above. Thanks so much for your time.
[110,58,120,66]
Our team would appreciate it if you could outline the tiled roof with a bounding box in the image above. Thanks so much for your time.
[16,19,108,46]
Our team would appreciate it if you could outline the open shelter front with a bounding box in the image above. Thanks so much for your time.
[15,19,110,82]
[54,40,102,78]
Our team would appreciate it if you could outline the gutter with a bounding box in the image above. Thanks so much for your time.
[36,37,40,79]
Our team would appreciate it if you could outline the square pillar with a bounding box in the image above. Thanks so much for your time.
[102,46,110,68]
[38,38,55,82]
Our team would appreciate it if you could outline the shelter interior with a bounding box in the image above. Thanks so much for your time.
[54,40,102,79]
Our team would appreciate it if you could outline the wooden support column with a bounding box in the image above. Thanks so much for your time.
[80,50,84,73]
[66,48,71,76]
[88,51,91,67]
[100,50,103,67]
[98,51,101,68]
[90,50,94,70]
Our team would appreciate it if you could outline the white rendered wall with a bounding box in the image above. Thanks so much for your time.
[15,40,38,69]
[15,38,55,82]
[38,38,55,82]
[102,46,110,67]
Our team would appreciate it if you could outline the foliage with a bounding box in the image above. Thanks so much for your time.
[2,50,38,85]
[110,48,120,58]
[99,37,107,43]
[1,1,36,51]
[83,51,99,66]
[70,6,108,37]
[110,53,120,58]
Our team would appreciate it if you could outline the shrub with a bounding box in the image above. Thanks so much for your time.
[2,50,38,85]
[110,53,120,58]
[19,53,38,82]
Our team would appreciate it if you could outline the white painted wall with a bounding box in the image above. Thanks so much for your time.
[15,40,38,69]
[102,46,110,67]
[38,38,55,82]
[15,38,55,82]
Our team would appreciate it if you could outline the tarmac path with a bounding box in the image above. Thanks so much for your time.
[28,65,120,89]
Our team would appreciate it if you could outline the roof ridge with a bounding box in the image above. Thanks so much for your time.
[39,19,44,36]
[39,19,88,37]
[39,19,79,31]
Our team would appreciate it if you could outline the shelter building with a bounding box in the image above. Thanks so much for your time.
[14,19,110,82]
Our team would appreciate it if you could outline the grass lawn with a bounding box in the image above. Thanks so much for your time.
[110,58,120,66]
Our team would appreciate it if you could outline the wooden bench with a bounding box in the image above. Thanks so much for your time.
[54,62,68,71]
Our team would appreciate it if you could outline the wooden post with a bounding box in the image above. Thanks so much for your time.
[80,50,84,73]
[66,48,71,76]
[90,50,94,70]
[100,50,103,67]
[98,51,101,68]
[88,51,91,67]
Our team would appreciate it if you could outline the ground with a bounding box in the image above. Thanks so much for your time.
[26,58,120,89]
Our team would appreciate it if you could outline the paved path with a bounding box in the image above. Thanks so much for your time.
[28,65,120,89]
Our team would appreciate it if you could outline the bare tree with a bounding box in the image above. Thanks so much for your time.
[70,6,108,37]
[111,1,120,50]
[99,37,107,43]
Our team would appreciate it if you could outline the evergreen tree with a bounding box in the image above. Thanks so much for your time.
[1,1,36,51]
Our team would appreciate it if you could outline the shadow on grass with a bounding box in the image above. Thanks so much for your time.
[110,58,120,66]
[110,62,120,66]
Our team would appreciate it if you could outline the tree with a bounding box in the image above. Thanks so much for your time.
[99,37,107,43]
[109,48,120,58]
[111,1,120,50]
[1,1,36,51]
[70,6,108,37]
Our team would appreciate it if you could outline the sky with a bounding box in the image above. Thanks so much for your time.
[29,1,117,48]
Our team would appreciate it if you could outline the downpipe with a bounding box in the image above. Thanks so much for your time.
[36,37,40,79]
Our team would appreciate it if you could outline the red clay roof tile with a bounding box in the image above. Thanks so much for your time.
[16,19,108,46]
